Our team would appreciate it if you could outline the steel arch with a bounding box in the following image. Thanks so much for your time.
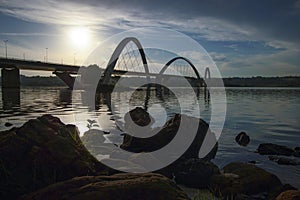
[101,37,150,85]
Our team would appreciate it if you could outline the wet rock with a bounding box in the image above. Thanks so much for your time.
[121,112,218,161]
[125,107,154,127]
[174,158,220,188]
[235,131,250,146]
[4,122,13,127]
[123,107,155,139]
[257,143,295,156]
[81,129,106,155]
[20,173,191,200]
[269,156,300,166]
[276,190,300,200]
[248,160,258,164]
[0,115,109,199]
[210,162,282,199]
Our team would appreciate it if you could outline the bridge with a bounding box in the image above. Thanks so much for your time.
[0,37,211,90]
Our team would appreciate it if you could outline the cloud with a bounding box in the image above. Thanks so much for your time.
[295,0,300,9]
[210,52,227,62]
[0,32,58,37]
[1,0,299,45]
[1,0,300,76]
[219,48,300,77]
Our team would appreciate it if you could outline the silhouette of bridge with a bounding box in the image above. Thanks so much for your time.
[0,37,210,90]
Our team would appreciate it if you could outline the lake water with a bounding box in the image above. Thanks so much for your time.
[0,86,299,188]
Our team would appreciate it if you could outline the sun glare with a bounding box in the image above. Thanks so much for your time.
[69,27,90,47]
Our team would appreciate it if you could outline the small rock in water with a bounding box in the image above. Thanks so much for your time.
[269,156,300,166]
[294,147,300,158]
[257,143,295,156]
[248,160,258,164]
[4,122,13,127]
[235,131,250,146]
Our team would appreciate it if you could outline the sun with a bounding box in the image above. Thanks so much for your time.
[69,27,90,47]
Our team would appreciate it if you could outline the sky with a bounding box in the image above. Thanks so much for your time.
[0,0,300,77]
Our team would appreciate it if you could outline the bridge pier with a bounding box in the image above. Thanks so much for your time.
[1,68,20,89]
[53,71,75,89]
[1,68,20,110]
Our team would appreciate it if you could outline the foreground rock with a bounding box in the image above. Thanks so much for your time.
[174,158,220,188]
[121,108,218,161]
[119,108,219,184]
[276,190,300,200]
[20,173,190,200]
[0,115,109,199]
[210,162,283,199]
[257,143,295,156]
[235,131,250,146]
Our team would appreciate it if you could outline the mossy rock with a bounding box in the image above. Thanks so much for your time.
[174,158,220,188]
[0,115,109,199]
[20,173,191,200]
[210,162,282,199]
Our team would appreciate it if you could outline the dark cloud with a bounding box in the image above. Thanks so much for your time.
[68,0,300,44]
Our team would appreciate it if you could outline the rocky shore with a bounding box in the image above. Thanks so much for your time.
[0,109,299,200]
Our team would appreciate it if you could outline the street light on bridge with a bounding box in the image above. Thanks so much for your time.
[3,40,8,59]
[45,48,48,62]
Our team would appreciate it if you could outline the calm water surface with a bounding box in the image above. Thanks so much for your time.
[0,87,299,188]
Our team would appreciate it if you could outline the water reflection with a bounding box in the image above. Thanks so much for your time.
[0,87,299,188]
[2,88,20,111]
[56,88,72,107]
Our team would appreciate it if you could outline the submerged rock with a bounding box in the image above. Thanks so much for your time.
[210,162,282,199]
[4,122,13,127]
[20,173,191,200]
[0,115,109,199]
[235,131,250,146]
[257,143,295,156]
[269,156,300,166]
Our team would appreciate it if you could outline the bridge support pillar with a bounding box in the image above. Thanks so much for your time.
[1,68,20,89]
[1,68,20,110]
[53,71,75,89]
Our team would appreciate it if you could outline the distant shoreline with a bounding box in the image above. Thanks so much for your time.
[0,75,300,87]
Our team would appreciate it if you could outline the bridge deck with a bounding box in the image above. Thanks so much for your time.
[0,58,80,73]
